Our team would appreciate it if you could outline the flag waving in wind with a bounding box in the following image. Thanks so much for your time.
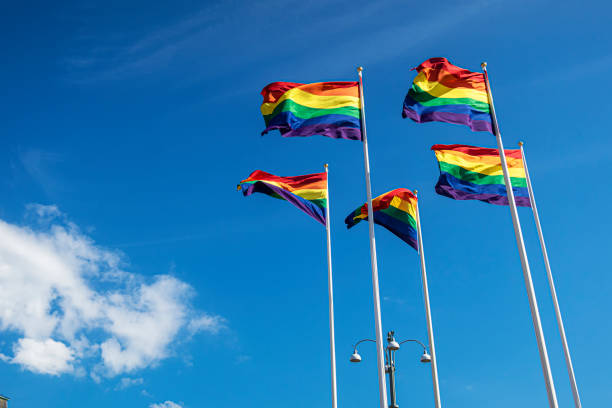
[402,57,492,133]
[432,144,530,206]
[261,81,362,140]
[345,188,418,250]
[238,170,328,225]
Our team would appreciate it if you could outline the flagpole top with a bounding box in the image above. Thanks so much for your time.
[481,62,487,70]
[414,189,418,196]
[518,141,524,147]
[357,66,363,73]
[324,163,329,170]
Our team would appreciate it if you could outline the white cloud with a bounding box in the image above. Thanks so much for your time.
[12,338,74,375]
[187,314,225,335]
[150,402,183,408]
[0,205,224,378]
[25,203,61,219]
[116,377,144,390]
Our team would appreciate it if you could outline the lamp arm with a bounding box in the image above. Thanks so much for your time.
[398,339,428,350]
[353,338,377,350]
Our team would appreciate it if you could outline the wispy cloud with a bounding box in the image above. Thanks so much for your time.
[63,0,503,85]
[25,203,62,221]
[63,0,250,82]
[234,354,251,365]
[115,377,144,390]
[527,53,612,86]
[188,315,225,336]
[383,296,406,305]
[150,401,183,408]
[19,149,64,196]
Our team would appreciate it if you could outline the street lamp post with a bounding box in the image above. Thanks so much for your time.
[350,331,431,408]
[386,331,399,408]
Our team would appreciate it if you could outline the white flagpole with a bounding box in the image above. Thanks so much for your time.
[414,191,442,408]
[482,62,559,408]
[519,142,582,408]
[324,163,339,408]
[357,66,389,408]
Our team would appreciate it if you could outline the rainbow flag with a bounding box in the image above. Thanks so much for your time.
[238,170,327,225]
[432,144,530,207]
[261,81,362,140]
[345,188,418,250]
[402,57,492,133]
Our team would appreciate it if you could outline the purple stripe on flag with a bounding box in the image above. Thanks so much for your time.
[436,183,531,207]
[403,107,493,133]
[264,123,362,141]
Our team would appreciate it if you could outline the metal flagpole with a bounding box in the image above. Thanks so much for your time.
[414,191,442,408]
[519,142,582,408]
[481,62,559,408]
[357,66,388,408]
[324,163,339,408]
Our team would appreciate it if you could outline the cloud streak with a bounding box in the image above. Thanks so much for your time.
[116,377,144,390]
[150,402,183,408]
[63,0,503,84]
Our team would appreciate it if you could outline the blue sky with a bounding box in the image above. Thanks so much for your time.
[1,0,611,407]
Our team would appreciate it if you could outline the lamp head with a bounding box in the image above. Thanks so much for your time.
[350,351,362,363]
[420,351,432,363]
[387,331,400,351]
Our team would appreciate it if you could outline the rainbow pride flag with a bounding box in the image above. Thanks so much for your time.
[261,81,362,140]
[402,57,492,133]
[431,144,530,207]
[238,170,327,225]
[345,188,418,250]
